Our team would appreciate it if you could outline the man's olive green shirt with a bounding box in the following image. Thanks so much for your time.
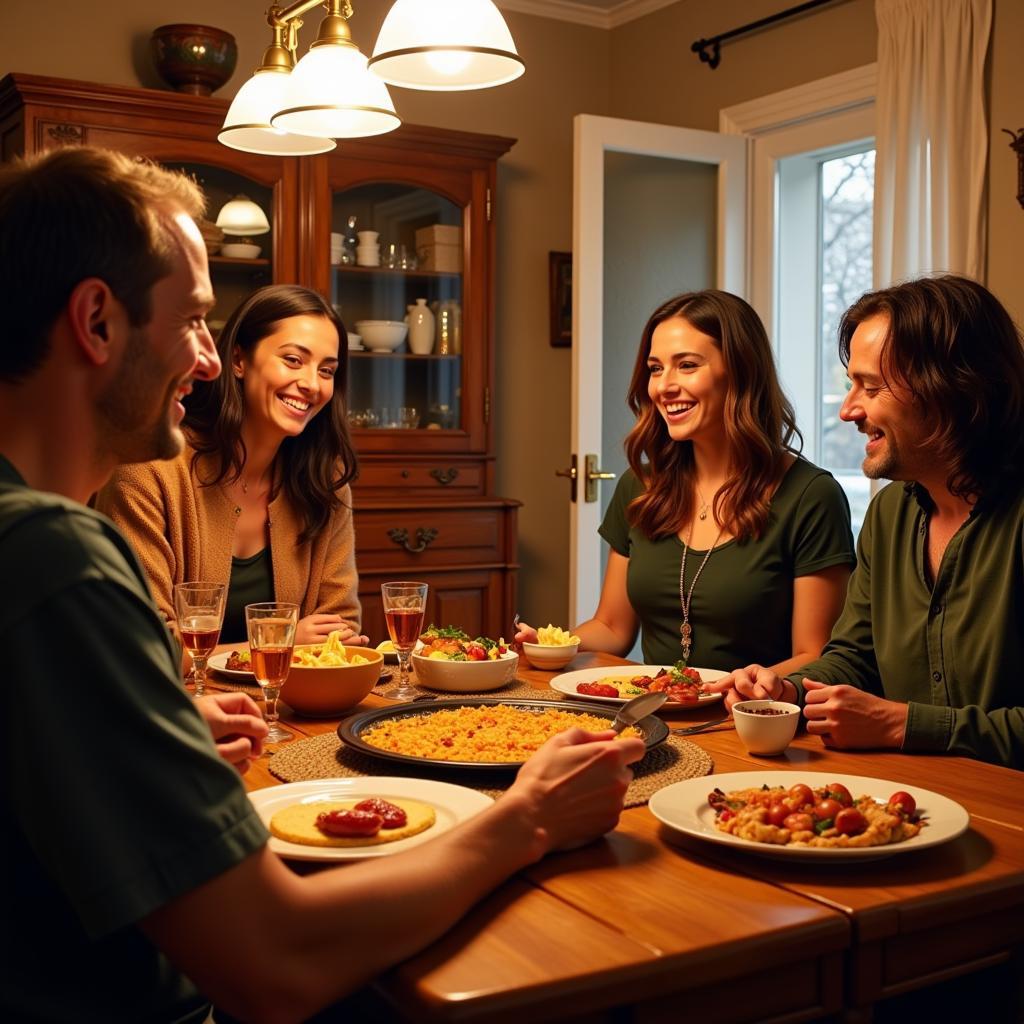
[787,479,1024,769]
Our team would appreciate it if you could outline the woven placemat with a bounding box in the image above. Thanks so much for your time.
[208,676,263,698]
[268,732,712,807]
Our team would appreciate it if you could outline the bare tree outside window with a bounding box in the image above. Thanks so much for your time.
[819,149,875,530]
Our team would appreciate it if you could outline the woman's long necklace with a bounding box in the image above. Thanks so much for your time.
[679,515,724,662]
[695,485,711,521]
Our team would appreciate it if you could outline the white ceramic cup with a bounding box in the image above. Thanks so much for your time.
[357,230,379,245]
[732,700,801,756]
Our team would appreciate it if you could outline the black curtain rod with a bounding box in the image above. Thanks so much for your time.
[691,0,839,70]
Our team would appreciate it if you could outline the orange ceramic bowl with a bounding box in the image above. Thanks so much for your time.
[281,645,382,717]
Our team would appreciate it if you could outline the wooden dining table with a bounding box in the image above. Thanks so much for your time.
[224,651,1024,1023]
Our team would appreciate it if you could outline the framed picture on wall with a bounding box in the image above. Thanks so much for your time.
[549,250,572,347]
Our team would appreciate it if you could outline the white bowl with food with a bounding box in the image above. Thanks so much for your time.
[375,639,424,664]
[355,320,407,352]
[520,639,580,671]
[412,650,519,692]
[732,700,801,756]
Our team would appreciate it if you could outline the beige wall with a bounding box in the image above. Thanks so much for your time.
[986,0,1024,326]
[609,0,878,129]
[3,0,1022,628]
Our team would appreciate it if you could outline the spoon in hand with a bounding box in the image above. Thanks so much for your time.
[611,690,668,734]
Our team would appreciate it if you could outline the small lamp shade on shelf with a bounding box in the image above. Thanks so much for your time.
[215,196,270,259]
[369,0,525,91]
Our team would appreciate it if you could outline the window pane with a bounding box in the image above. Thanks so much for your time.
[819,149,874,532]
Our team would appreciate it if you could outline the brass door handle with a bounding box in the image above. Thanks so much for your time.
[387,527,438,554]
[583,454,615,503]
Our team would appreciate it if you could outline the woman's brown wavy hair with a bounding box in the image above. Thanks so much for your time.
[838,274,1024,503]
[624,290,801,541]
[184,284,357,545]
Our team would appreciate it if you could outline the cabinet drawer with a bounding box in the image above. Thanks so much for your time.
[354,461,484,495]
[354,506,512,569]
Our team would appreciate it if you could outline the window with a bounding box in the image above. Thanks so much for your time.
[721,64,878,535]
[819,149,875,532]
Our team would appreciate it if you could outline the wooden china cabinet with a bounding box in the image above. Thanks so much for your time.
[0,73,519,640]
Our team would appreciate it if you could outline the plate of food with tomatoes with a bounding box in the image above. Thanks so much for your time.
[550,663,726,707]
[648,771,970,860]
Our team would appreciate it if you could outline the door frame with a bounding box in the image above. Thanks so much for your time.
[569,115,747,622]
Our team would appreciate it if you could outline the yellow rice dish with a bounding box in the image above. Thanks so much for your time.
[360,704,640,763]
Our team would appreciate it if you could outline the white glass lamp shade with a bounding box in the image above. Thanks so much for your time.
[215,196,271,237]
[369,0,525,91]
[271,43,400,139]
[218,69,336,155]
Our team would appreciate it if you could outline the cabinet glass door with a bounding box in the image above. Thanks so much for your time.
[169,162,275,336]
[331,183,463,434]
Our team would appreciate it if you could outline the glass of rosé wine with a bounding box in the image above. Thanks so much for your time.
[245,602,298,744]
[381,581,428,701]
[174,582,226,699]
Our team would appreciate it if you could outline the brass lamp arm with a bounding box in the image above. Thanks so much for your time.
[274,0,352,26]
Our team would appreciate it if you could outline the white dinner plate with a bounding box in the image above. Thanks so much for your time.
[208,651,254,680]
[550,665,726,707]
[648,771,970,861]
[248,777,493,862]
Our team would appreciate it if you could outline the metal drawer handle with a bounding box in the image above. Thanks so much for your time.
[429,467,460,486]
[387,527,439,554]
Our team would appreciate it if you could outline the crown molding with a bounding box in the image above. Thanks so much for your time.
[497,0,682,30]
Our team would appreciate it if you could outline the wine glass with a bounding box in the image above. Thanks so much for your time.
[174,582,226,699]
[245,602,298,744]
[381,582,428,702]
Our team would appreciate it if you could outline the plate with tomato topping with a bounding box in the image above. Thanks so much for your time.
[248,777,494,861]
[550,664,726,707]
[648,772,969,861]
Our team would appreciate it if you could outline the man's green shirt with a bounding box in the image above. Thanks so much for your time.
[787,480,1024,769]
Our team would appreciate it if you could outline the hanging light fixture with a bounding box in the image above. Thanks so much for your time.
[369,0,525,91]
[219,14,335,155]
[219,0,524,154]
[271,0,399,139]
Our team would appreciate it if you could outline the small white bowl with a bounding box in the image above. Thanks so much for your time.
[355,320,407,352]
[346,332,363,350]
[221,242,261,259]
[732,700,801,756]
[520,640,580,671]
[375,639,424,664]
[412,650,519,692]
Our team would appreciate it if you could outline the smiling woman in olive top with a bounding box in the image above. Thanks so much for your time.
[96,284,366,647]
[517,290,855,677]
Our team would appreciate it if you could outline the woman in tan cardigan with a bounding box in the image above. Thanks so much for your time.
[97,284,365,647]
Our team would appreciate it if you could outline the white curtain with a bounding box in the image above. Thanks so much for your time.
[873,0,991,285]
